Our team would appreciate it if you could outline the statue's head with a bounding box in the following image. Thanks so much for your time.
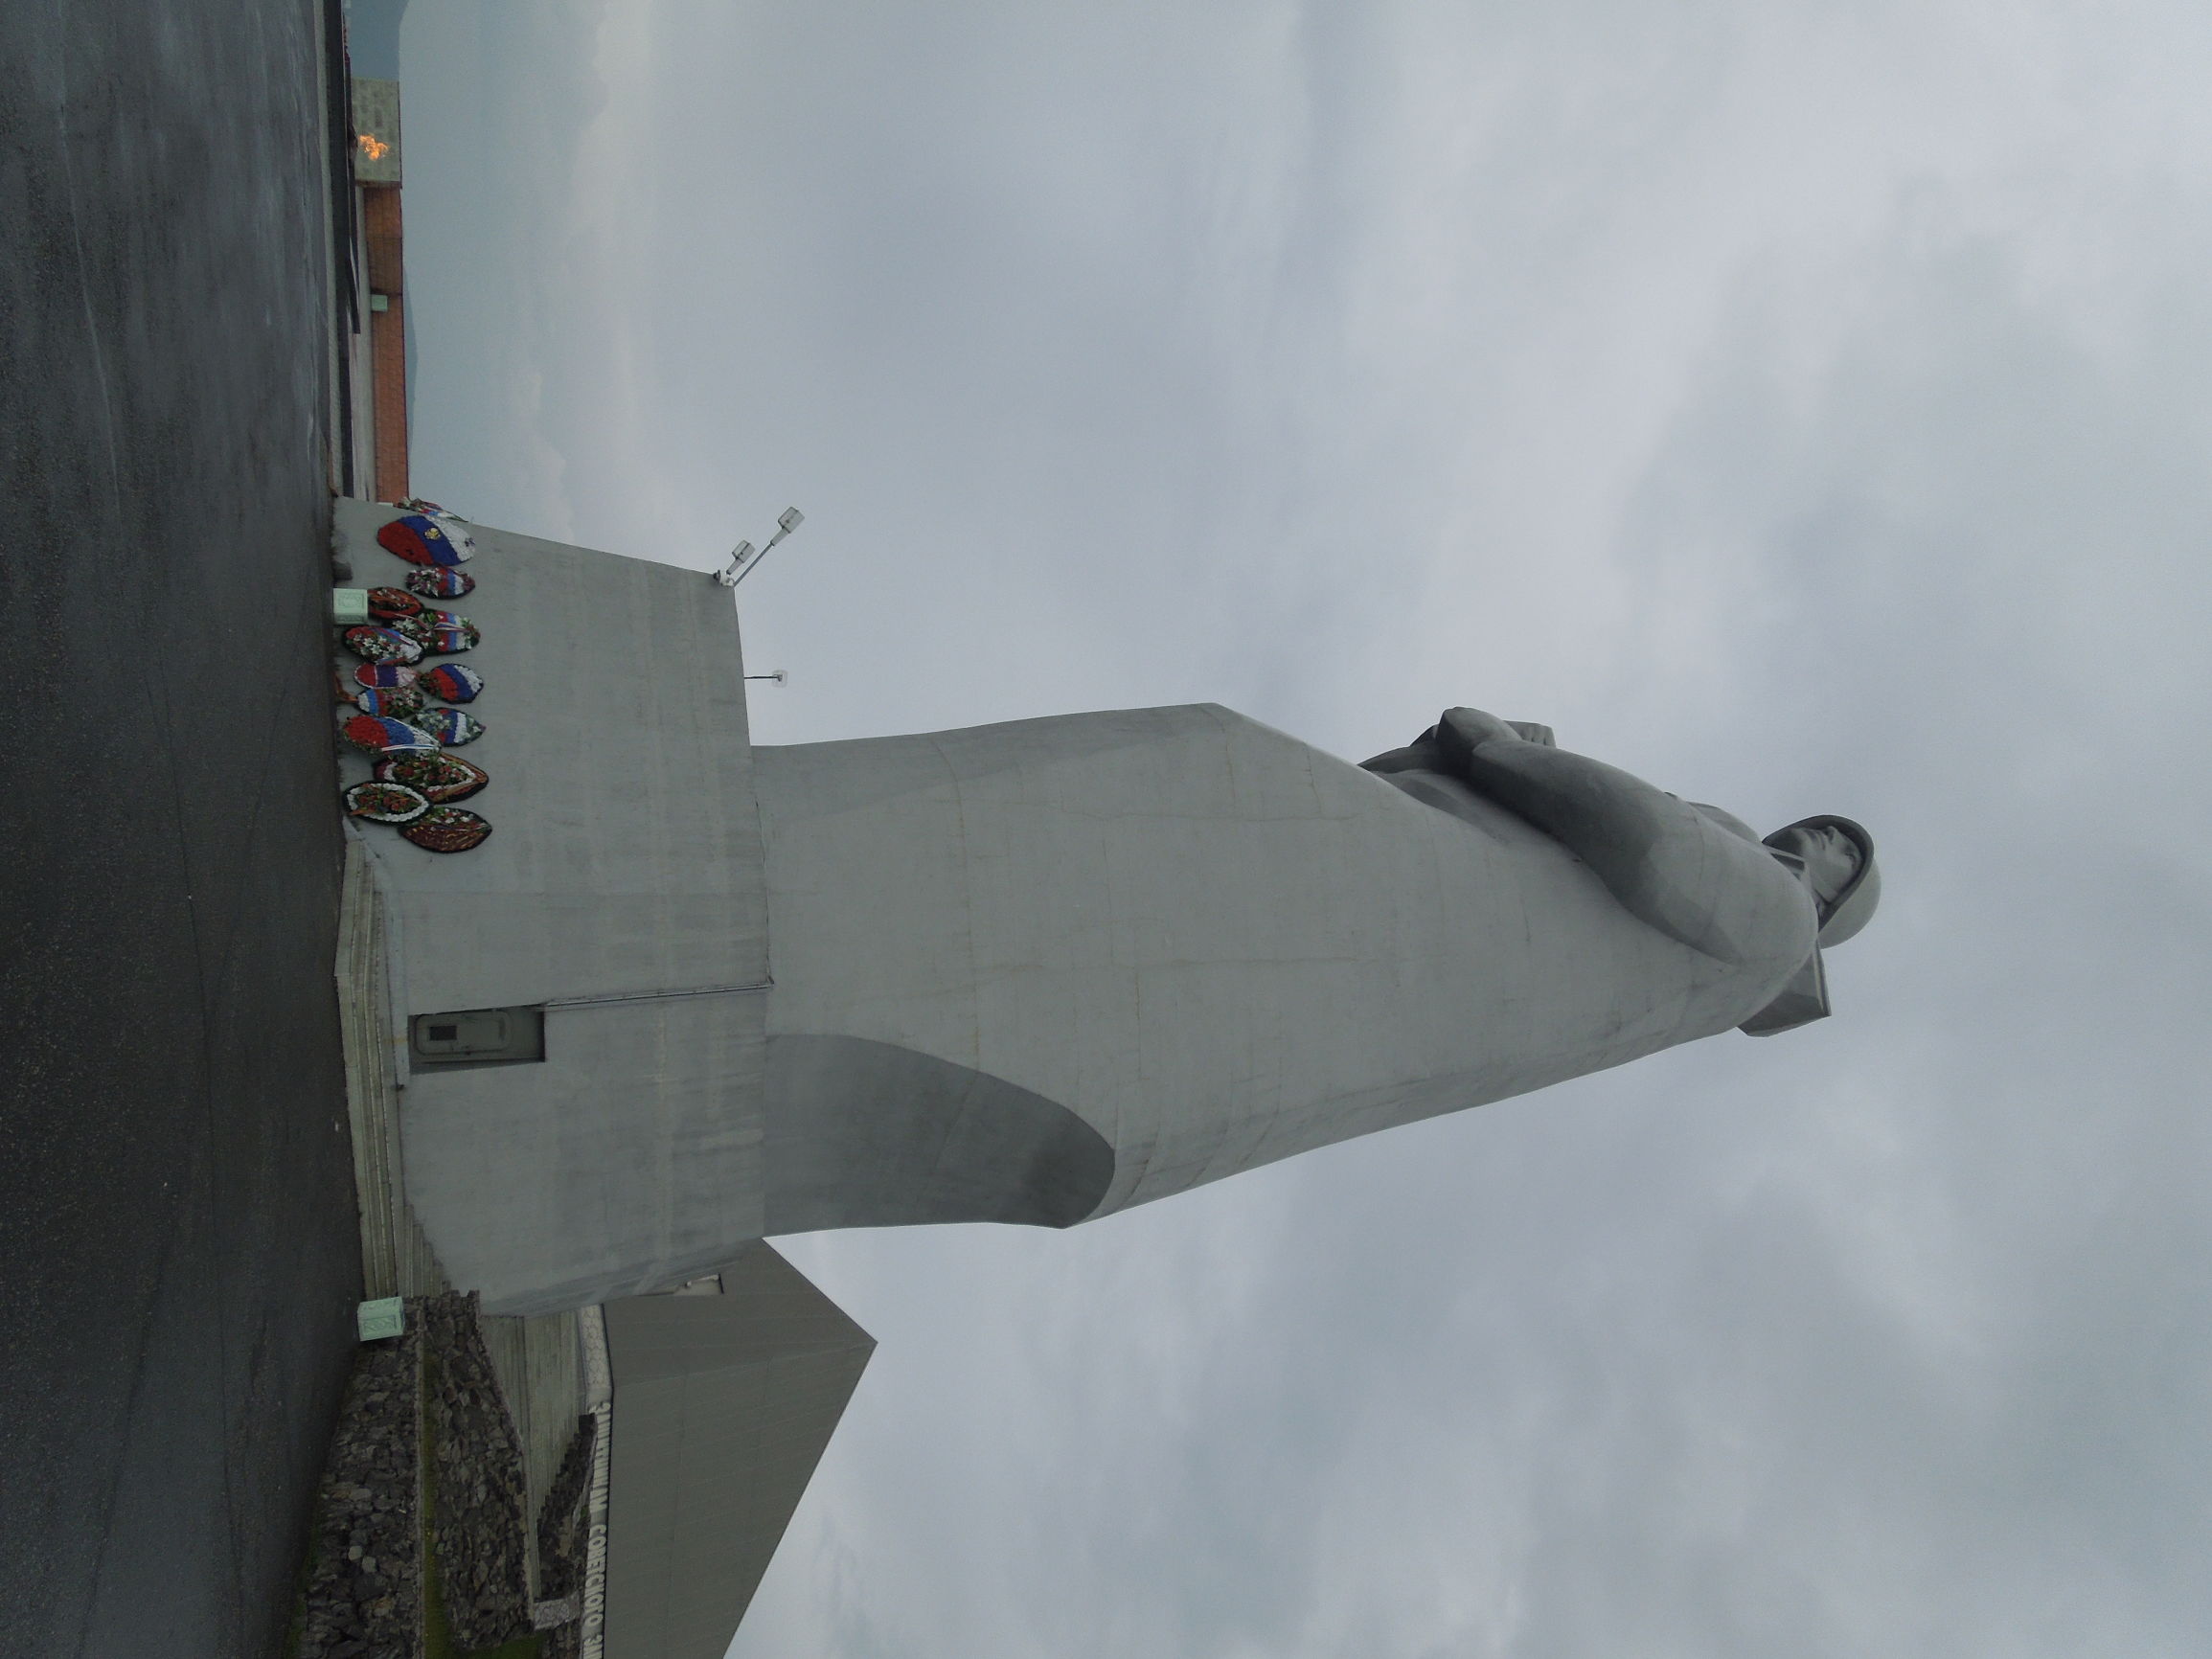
[1737,815,1879,1036]
[1764,815,1880,945]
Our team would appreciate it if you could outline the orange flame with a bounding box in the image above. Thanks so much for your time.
[357,134,391,161]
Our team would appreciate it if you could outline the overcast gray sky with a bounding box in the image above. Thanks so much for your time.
[398,3,2212,1653]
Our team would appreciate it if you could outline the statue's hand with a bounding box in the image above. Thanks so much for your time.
[1364,710,1555,778]
[1434,707,1527,772]
[1439,706,1517,745]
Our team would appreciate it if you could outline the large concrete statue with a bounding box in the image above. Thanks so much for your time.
[753,703,1880,1239]
[353,511,1880,1313]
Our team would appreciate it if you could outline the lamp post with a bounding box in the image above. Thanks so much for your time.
[714,507,805,588]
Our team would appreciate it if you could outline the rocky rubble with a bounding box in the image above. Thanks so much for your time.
[422,1291,533,1652]
[532,1414,597,1659]
[536,1414,595,1602]
[293,1322,423,1658]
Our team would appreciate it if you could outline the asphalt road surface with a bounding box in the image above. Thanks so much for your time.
[0,2,364,1654]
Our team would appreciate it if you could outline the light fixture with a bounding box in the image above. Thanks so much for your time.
[714,507,806,588]
[713,541,754,587]
[744,670,788,685]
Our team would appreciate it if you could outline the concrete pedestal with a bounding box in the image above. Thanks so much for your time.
[336,503,769,1316]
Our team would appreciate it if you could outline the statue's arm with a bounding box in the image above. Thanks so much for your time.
[1420,708,1814,969]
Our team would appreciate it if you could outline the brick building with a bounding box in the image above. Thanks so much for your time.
[349,75,407,501]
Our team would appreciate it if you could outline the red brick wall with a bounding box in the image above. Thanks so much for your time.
[363,186,409,502]
[363,183,404,291]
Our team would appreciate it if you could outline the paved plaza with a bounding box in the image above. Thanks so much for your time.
[0,1,364,1652]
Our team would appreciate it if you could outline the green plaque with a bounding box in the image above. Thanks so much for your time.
[356,1297,405,1342]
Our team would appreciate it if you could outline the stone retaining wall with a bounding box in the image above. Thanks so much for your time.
[294,1322,423,1658]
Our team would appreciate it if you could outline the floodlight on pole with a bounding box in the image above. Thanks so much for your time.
[714,507,806,588]
[713,541,755,588]
[744,670,788,685]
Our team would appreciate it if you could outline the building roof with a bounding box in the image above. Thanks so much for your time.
[602,1243,876,1659]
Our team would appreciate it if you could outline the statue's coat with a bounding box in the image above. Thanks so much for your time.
[754,704,1815,1229]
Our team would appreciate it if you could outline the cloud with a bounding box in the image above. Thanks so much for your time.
[395,0,2212,1653]
[399,0,617,538]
